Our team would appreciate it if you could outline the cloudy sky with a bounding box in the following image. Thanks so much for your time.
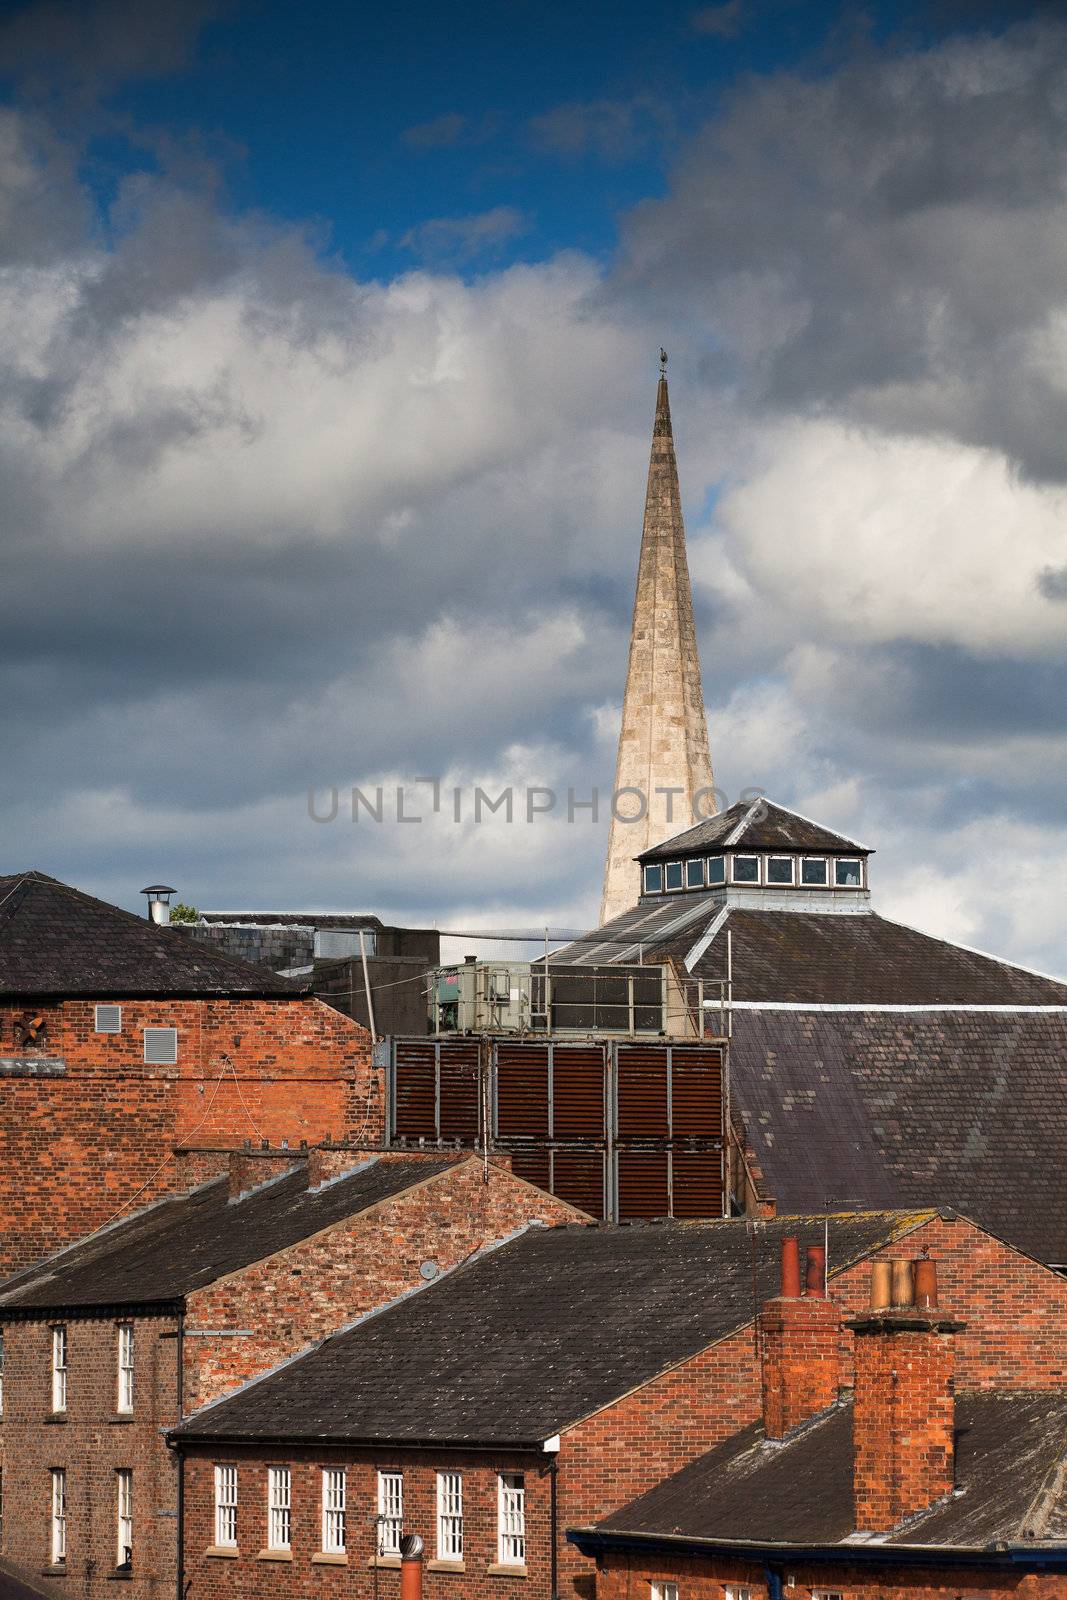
[3,0,1067,972]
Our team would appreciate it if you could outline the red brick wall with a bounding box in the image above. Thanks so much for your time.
[592,1548,1067,1600]
[554,1215,1067,1597]
[759,1295,840,1438]
[0,996,375,1273]
[0,1312,180,1600]
[851,1315,957,1531]
[181,1447,549,1600]
[183,1157,586,1408]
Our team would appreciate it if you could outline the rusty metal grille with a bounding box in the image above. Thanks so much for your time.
[616,1043,670,1138]
[617,1151,670,1220]
[671,1150,725,1219]
[550,1045,606,1138]
[551,1151,604,1216]
[392,1039,438,1139]
[669,1044,724,1138]
[495,1042,550,1138]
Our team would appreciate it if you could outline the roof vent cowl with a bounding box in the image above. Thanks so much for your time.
[141,885,176,925]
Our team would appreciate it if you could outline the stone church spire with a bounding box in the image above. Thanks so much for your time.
[599,358,715,924]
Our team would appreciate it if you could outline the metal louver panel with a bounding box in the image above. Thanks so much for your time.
[616,1043,669,1138]
[617,1151,671,1220]
[550,1046,606,1138]
[393,1040,438,1139]
[671,1150,725,1219]
[496,1043,550,1137]
[552,1151,603,1216]
[670,1044,724,1138]
[508,1149,551,1192]
[438,1040,481,1142]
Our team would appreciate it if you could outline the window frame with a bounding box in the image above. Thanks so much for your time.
[435,1470,464,1562]
[765,855,796,886]
[267,1465,291,1552]
[684,858,705,890]
[321,1466,346,1555]
[664,861,684,893]
[725,1588,753,1600]
[642,863,664,895]
[214,1463,238,1550]
[143,1027,177,1065]
[116,1324,134,1414]
[116,1468,133,1568]
[497,1471,526,1567]
[377,1469,403,1557]
[51,1325,67,1414]
[95,1004,122,1034]
[51,1467,67,1565]
[730,854,761,885]
[800,856,829,887]
[834,857,864,889]
[706,855,726,886]
[650,1585,679,1600]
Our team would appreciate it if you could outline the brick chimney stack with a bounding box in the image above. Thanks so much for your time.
[848,1259,964,1532]
[759,1235,841,1439]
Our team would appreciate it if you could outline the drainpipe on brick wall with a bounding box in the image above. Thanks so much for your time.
[543,1435,561,1600]
[176,1309,185,1600]
[762,1566,783,1600]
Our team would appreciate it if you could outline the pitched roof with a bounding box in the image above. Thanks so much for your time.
[729,1008,1067,1265]
[565,900,1067,1005]
[0,872,303,997]
[0,1154,461,1310]
[638,800,870,864]
[587,1390,1067,1551]
[690,908,1067,1005]
[171,1211,928,1447]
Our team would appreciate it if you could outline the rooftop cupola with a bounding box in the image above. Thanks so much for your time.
[636,796,873,912]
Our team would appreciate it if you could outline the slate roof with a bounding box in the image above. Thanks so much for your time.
[691,908,1067,1004]
[0,871,303,997]
[563,901,1067,1005]
[0,1154,461,1311]
[586,1390,1067,1551]
[729,1009,1067,1265]
[172,1211,928,1447]
[638,800,870,864]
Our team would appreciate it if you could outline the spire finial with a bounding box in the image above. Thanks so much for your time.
[659,347,668,373]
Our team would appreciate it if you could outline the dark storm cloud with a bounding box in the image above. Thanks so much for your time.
[0,0,224,98]
[620,19,1067,482]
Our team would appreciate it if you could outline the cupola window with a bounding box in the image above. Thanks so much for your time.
[707,856,725,885]
[684,859,704,889]
[731,855,760,884]
[643,864,663,895]
[664,862,683,892]
[801,858,828,886]
[766,857,795,886]
[835,858,863,887]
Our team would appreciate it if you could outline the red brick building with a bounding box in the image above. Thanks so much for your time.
[571,1246,1067,1600]
[0,872,381,1273]
[169,1208,1067,1600]
[0,1143,583,1598]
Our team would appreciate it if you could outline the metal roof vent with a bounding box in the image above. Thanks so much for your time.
[141,885,176,925]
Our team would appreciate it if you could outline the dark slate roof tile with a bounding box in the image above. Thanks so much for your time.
[0,1155,461,1309]
[729,1009,1067,1265]
[593,1390,1067,1550]
[639,801,871,864]
[0,872,304,997]
[172,1211,929,1446]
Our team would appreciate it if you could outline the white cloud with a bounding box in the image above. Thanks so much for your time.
[716,420,1067,658]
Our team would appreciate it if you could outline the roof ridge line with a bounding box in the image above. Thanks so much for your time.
[877,914,1067,990]
[723,797,765,848]
[753,798,872,853]
[684,903,730,972]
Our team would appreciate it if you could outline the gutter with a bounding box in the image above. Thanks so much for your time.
[566,1529,1067,1573]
